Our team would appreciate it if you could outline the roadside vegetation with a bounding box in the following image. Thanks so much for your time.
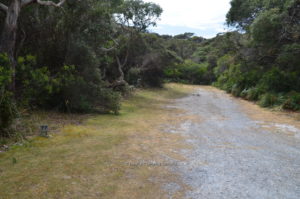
[0,83,193,198]
[0,0,299,197]
[164,0,300,112]
[0,0,299,142]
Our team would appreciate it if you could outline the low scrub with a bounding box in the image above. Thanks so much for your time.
[164,60,210,84]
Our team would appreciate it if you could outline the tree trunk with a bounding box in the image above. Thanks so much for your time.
[116,55,125,82]
[0,0,21,92]
[110,55,127,89]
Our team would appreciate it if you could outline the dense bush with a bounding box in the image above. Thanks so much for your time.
[241,87,263,101]
[54,75,121,114]
[141,66,165,88]
[16,55,53,107]
[127,67,141,86]
[0,90,18,137]
[281,92,300,111]
[164,60,209,84]
[258,68,291,93]
[0,54,18,137]
[259,93,279,107]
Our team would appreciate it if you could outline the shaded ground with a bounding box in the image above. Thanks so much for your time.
[166,86,300,199]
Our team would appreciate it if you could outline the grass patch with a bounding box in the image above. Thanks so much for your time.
[0,83,194,199]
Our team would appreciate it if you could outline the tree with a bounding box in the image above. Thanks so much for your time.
[0,0,66,91]
[174,32,194,40]
[102,0,162,88]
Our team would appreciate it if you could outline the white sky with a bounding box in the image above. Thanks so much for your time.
[145,0,232,38]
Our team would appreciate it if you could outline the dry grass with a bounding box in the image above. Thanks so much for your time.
[0,83,196,199]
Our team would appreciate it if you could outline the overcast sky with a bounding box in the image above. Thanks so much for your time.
[145,0,232,38]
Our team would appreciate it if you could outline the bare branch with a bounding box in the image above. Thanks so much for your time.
[100,47,116,52]
[115,53,126,81]
[0,2,8,12]
[36,0,66,7]
[99,37,119,52]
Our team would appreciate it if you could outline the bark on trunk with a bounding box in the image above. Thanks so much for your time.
[116,55,125,82]
[0,0,21,92]
[110,52,129,89]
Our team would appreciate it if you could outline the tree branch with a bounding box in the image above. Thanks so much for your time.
[122,47,129,67]
[36,0,66,7]
[100,46,116,52]
[38,0,66,7]
[21,0,66,7]
[99,37,119,52]
[0,2,8,12]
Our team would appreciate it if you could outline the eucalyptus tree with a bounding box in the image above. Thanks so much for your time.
[102,0,163,88]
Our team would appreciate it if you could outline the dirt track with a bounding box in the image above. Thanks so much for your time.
[1,85,299,199]
[165,86,300,199]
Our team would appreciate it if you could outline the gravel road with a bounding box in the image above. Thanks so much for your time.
[167,87,300,199]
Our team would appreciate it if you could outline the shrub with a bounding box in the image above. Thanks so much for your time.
[141,66,164,88]
[281,91,300,111]
[231,84,243,97]
[276,44,300,70]
[214,55,234,77]
[259,93,278,107]
[0,54,18,137]
[127,67,141,86]
[164,60,209,84]
[259,67,290,92]
[97,88,121,114]
[0,90,18,137]
[16,55,53,107]
[241,87,263,101]
[51,67,121,114]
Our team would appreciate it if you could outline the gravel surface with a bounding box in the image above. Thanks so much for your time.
[167,87,300,199]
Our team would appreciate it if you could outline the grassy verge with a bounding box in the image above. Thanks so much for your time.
[0,83,194,199]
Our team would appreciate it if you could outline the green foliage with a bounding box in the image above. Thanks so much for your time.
[191,46,211,63]
[276,44,300,70]
[141,66,165,88]
[0,54,11,87]
[259,93,278,107]
[49,65,121,114]
[250,8,282,46]
[226,0,264,29]
[214,55,234,77]
[258,67,291,93]
[0,90,18,137]
[59,80,121,114]
[127,67,141,86]
[0,54,18,137]
[1,0,300,140]
[241,87,263,101]
[201,0,300,111]
[281,91,300,111]
[164,60,209,84]
[116,0,163,31]
[16,55,53,107]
